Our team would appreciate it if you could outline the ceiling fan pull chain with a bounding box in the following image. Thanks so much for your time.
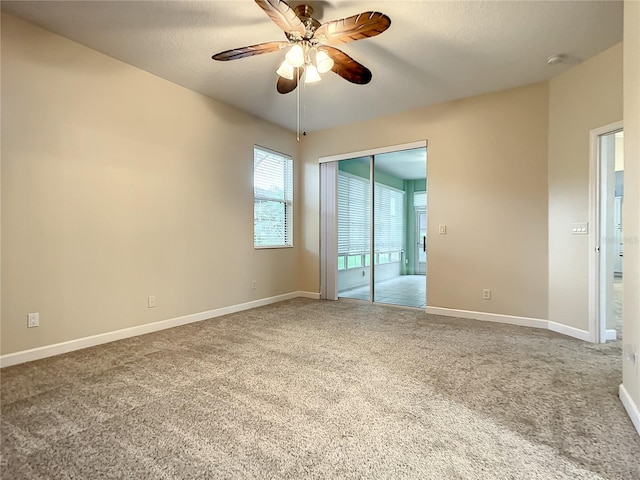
[302,76,307,138]
[296,67,300,142]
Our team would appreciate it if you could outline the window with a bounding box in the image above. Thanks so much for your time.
[347,255,363,268]
[254,146,293,248]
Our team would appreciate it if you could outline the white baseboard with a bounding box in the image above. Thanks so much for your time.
[297,291,321,299]
[426,306,548,330]
[0,292,604,368]
[426,306,599,343]
[619,384,640,437]
[0,291,320,368]
[548,321,592,342]
[605,329,618,341]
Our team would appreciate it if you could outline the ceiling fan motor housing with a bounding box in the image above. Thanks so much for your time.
[294,5,321,37]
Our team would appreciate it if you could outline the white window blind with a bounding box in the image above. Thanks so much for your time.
[338,172,371,254]
[374,183,405,253]
[337,171,405,256]
[254,146,293,248]
[414,191,426,208]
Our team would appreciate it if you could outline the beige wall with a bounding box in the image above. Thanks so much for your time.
[301,82,550,319]
[622,0,640,420]
[547,43,623,331]
[0,14,300,355]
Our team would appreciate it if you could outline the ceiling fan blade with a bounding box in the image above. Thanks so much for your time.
[314,11,391,45]
[212,41,287,61]
[276,68,303,94]
[323,47,372,85]
[255,0,307,38]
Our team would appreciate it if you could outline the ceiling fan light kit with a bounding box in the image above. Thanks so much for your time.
[212,0,390,140]
[285,43,305,68]
[276,59,295,80]
[277,44,334,84]
[212,0,391,93]
[304,63,321,83]
[315,50,334,73]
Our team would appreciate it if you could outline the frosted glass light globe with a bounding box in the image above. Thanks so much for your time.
[285,44,305,68]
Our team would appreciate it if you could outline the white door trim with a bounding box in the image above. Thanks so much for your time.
[318,140,427,164]
[320,162,339,300]
[588,121,623,343]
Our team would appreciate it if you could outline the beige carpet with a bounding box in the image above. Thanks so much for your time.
[1,298,639,479]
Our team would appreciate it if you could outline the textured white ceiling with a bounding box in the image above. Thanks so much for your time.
[1,0,623,133]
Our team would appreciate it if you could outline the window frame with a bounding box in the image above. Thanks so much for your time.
[253,146,294,249]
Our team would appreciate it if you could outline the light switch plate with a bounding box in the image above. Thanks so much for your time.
[571,222,588,235]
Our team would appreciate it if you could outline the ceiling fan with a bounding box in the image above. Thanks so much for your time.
[212,0,391,94]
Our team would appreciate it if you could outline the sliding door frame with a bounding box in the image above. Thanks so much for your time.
[319,140,427,303]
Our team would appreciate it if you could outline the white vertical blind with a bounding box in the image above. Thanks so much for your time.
[254,146,293,247]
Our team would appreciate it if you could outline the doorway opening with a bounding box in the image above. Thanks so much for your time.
[589,122,623,343]
[320,142,427,308]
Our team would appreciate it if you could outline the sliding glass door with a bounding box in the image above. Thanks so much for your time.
[336,147,427,308]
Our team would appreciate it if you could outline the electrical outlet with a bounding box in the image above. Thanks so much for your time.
[148,296,156,308]
[251,280,257,290]
[482,289,491,300]
[27,312,39,328]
